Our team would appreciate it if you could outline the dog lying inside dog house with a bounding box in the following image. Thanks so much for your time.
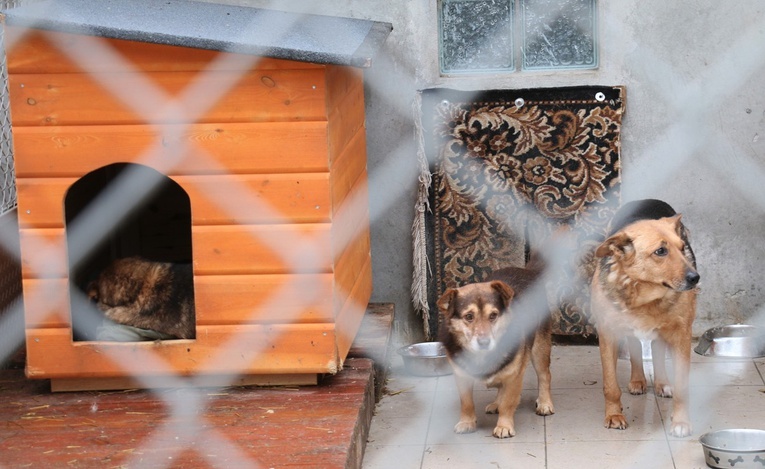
[2,0,391,391]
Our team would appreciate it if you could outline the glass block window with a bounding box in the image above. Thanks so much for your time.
[521,0,598,70]
[439,0,515,74]
[438,0,598,74]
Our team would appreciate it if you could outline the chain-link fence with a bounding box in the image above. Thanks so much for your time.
[0,0,764,468]
[0,0,22,373]
[0,2,17,214]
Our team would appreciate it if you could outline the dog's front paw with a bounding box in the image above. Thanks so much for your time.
[628,379,647,395]
[492,425,516,439]
[485,402,498,414]
[604,414,628,430]
[454,419,477,434]
[535,399,555,416]
[654,383,673,398]
[670,421,692,438]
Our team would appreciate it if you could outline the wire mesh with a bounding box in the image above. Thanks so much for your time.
[0,11,17,215]
[0,1,763,468]
[0,1,23,374]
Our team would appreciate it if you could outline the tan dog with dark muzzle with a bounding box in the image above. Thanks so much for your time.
[590,199,699,437]
[438,264,554,438]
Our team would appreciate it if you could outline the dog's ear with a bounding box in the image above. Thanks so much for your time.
[489,281,515,308]
[681,222,691,240]
[669,214,684,237]
[436,288,459,318]
[595,232,633,258]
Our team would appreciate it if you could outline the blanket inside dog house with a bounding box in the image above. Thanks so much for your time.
[2,0,391,391]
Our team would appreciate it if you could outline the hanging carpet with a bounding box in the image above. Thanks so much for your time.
[413,86,625,340]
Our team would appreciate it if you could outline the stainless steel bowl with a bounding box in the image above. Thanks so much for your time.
[694,325,765,358]
[699,429,765,468]
[397,342,452,377]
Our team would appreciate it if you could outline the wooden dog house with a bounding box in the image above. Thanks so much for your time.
[2,0,391,390]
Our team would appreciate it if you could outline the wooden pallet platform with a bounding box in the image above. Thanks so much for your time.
[0,303,395,469]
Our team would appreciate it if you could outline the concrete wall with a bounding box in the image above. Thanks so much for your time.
[209,0,765,340]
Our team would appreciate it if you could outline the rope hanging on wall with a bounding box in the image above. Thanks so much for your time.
[411,91,432,336]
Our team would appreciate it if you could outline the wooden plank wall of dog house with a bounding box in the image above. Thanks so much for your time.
[324,65,373,361]
[22,275,337,328]
[10,70,327,124]
[16,174,331,226]
[7,30,352,378]
[10,32,335,311]
[25,323,340,379]
[13,122,331,177]
[7,31,327,125]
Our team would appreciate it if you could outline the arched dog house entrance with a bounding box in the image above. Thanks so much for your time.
[64,163,194,341]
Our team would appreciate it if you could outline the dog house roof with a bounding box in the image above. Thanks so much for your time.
[1,0,392,68]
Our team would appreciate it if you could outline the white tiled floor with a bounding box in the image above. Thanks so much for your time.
[363,344,765,469]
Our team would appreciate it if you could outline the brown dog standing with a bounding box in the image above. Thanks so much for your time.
[437,263,554,438]
[590,199,699,437]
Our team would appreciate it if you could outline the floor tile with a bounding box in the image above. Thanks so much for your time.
[546,386,668,442]
[428,389,547,445]
[669,439,710,469]
[552,344,601,363]
[754,357,765,381]
[550,343,655,390]
[659,384,765,439]
[421,442,547,469]
[364,345,765,469]
[662,356,764,387]
[373,389,435,419]
[368,413,431,447]
[547,440,674,469]
[362,443,424,469]
[385,363,441,394]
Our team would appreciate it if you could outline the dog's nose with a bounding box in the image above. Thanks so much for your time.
[685,270,700,286]
[476,336,492,349]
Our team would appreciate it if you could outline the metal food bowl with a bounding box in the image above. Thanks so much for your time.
[699,429,765,469]
[694,325,765,358]
[397,342,452,377]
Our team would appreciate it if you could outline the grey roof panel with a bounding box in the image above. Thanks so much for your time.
[1,0,392,67]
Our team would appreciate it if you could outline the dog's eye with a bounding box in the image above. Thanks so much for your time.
[654,246,668,257]
[463,313,474,322]
[489,312,498,321]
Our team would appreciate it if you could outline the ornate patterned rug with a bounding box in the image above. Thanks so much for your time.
[413,86,625,339]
